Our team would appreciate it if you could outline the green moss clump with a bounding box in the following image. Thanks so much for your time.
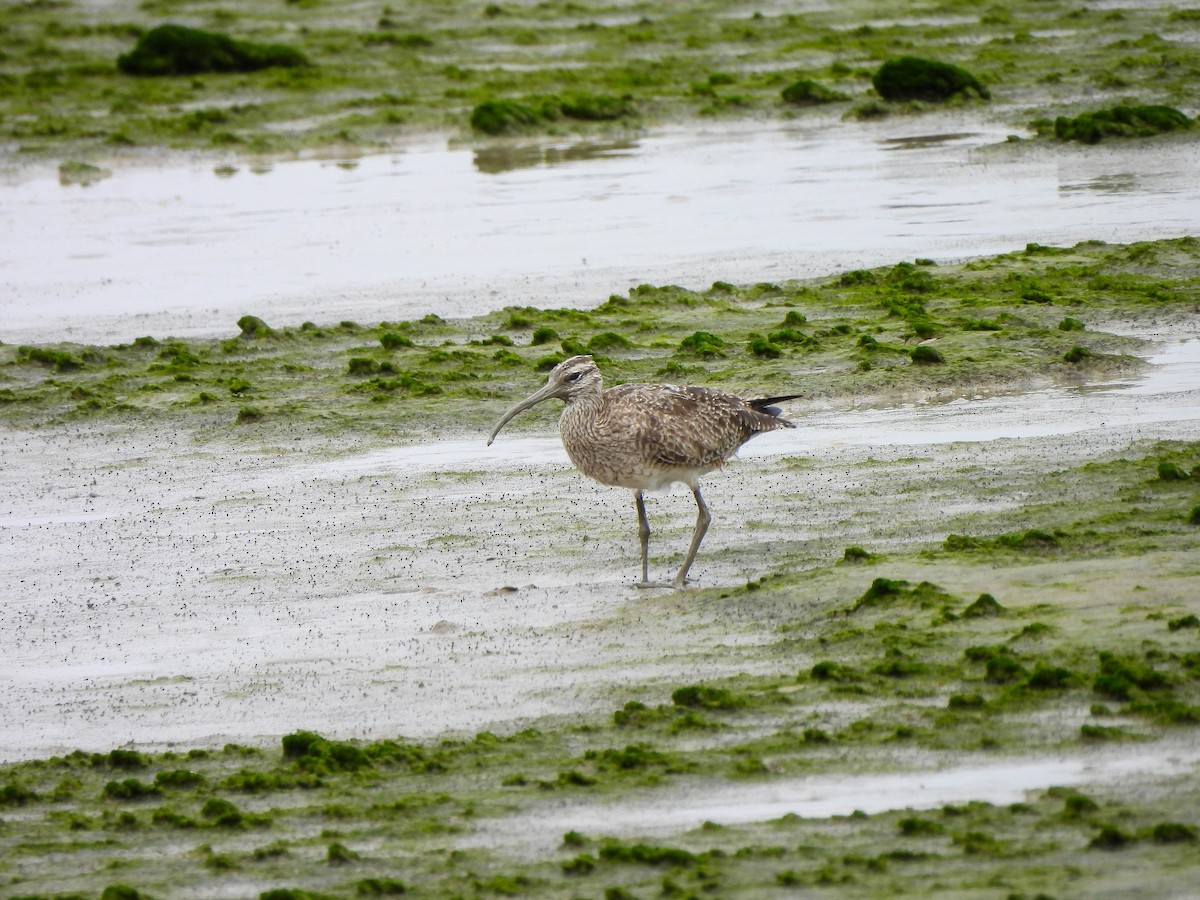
[809,661,859,682]
[984,653,1028,684]
[100,885,150,900]
[238,315,274,339]
[118,24,311,76]
[1081,723,1127,741]
[872,56,990,103]
[107,748,149,770]
[327,842,360,865]
[470,94,634,135]
[470,99,546,134]
[670,684,742,710]
[910,344,943,364]
[962,593,1005,618]
[598,840,698,867]
[102,778,162,801]
[898,816,945,836]
[1156,461,1191,481]
[59,161,111,186]
[841,546,877,564]
[677,331,727,358]
[781,79,847,106]
[559,94,635,122]
[853,578,953,610]
[944,529,1060,554]
[1089,825,1134,850]
[768,328,814,347]
[154,769,206,789]
[561,853,596,875]
[380,331,414,350]
[1093,651,1169,700]
[0,782,39,807]
[872,650,927,679]
[1026,663,1078,690]
[17,345,84,372]
[1038,105,1193,144]
[749,337,782,358]
[1151,822,1198,844]
[583,743,673,771]
[355,876,408,894]
[947,693,986,710]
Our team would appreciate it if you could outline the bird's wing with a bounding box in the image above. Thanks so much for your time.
[602,384,758,468]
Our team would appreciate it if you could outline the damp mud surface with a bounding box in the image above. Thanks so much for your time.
[3,239,1200,896]
[3,0,1200,894]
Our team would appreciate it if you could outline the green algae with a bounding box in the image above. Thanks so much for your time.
[2,0,1199,157]
[780,78,847,106]
[872,56,990,103]
[4,237,1195,437]
[117,23,311,76]
[1033,104,1193,144]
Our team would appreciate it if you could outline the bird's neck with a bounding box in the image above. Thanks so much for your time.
[559,390,604,429]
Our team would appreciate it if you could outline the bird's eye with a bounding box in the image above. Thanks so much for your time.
[566,371,582,382]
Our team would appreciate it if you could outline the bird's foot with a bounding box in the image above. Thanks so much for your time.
[634,577,696,590]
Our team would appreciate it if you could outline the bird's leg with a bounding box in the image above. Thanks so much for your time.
[634,491,677,589]
[634,491,674,588]
[635,490,651,583]
[672,485,711,589]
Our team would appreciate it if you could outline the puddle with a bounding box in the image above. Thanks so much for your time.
[3,119,1199,345]
[468,737,1200,851]
[785,339,1200,450]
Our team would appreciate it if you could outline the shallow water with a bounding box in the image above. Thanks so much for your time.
[310,337,1200,474]
[2,118,1198,344]
[470,736,1200,849]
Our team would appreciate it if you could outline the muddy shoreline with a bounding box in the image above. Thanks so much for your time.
[3,323,1199,763]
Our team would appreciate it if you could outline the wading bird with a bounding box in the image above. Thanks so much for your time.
[487,355,801,588]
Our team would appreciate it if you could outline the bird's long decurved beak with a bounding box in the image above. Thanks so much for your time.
[486,382,559,445]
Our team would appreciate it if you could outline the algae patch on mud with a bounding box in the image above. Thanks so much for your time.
[3,237,1197,438]
[2,0,1199,158]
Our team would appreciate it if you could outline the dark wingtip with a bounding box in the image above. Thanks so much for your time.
[749,393,804,415]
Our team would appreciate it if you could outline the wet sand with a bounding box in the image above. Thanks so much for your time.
[3,333,1198,763]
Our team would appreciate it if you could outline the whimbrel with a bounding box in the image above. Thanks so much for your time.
[487,355,802,588]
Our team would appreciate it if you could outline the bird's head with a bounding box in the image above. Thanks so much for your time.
[486,355,601,445]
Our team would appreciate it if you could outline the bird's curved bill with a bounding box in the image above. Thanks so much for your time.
[486,382,558,445]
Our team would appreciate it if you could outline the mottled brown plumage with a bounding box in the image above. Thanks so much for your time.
[487,355,801,588]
